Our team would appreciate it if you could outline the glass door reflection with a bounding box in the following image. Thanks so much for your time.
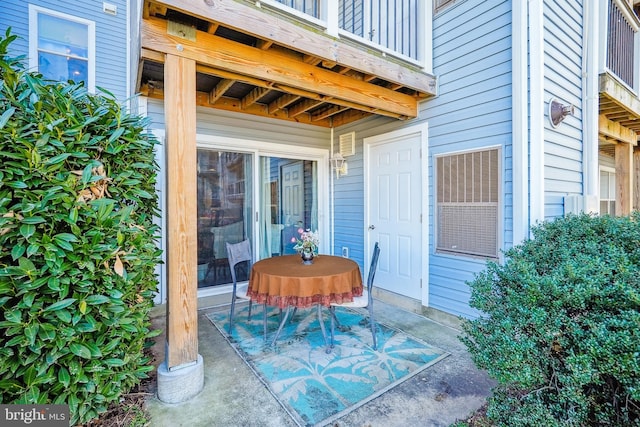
[258,156,317,260]
[197,149,252,288]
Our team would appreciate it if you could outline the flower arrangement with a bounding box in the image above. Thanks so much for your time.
[291,228,319,255]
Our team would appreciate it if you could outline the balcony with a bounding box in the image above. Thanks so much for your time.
[599,0,640,150]
[139,0,436,127]
[270,0,425,64]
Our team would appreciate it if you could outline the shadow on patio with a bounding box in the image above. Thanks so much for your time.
[145,295,495,427]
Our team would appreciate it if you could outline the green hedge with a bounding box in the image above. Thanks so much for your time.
[461,213,640,426]
[0,29,161,424]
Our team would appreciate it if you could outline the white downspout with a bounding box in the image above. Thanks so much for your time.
[329,124,335,255]
[512,0,529,243]
[529,0,545,225]
[582,1,599,202]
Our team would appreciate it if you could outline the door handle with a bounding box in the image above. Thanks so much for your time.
[368,225,375,230]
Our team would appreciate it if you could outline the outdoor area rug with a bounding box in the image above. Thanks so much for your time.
[206,305,449,427]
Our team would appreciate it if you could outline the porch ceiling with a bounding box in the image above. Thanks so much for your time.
[598,73,640,153]
[139,0,437,128]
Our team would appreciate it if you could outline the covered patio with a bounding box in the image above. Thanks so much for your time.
[145,296,494,426]
[141,0,438,402]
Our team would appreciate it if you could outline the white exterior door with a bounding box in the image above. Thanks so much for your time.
[281,161,304,227]
[365,125,427,301]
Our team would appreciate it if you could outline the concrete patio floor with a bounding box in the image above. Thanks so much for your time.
[145,295,495,427]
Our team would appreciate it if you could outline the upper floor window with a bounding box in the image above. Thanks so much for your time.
[435,147,500,259]
[29,6,95,91]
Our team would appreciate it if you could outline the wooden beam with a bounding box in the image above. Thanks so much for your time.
[149,3,167,16]
[322,60,337,68]
[141,87,337,126]
[209,78,235,103]
[142,33,410,120]
[288,99,323,117]
[268,82,406,118]
[634,148,640,211]
[164,54,198,369]
[615,141,633,216]
[207,22,219,34]
[600,73,640,118]
[147,0,437,96]
[196,64,271,89]
[241,87,270,108]
[311,104,349,121]
[268,93,300,114]
[330,109,373,127]
[141,47,164,63]
[142,1,150,19]
[599,114,637,145]
[141,18,417,118]
[303,55,322,65]
[256,39,273,50]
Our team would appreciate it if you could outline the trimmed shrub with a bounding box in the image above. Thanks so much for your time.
[0,29,161,424]
[461,213,640,426]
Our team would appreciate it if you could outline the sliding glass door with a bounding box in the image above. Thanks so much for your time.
[196,143,323,291]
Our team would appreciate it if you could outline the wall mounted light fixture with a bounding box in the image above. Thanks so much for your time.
[549,97,575,128]
[330,153,348,179]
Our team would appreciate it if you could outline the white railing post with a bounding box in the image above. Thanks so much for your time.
[419,0,432,72]
[598,0,609,76]
[324,0,339,38]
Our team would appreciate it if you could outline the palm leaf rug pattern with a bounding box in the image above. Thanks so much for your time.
[207,306,449,427]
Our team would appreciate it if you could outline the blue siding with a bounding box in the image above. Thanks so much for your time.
[333,141,367,272]
[331,0,515,319]
[1,0,129,101]
[543,0,584,219]
[425,0,512,319]
[331,116,402,276]
[1,2,29,54]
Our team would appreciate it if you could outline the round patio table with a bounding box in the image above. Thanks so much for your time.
[247,254,363,349]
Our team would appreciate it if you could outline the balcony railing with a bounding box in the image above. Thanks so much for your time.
[272,0,421,64]
[276,0,320,18]
[606,0,638,90]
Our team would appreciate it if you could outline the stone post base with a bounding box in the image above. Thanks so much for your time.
[157,354,204,403]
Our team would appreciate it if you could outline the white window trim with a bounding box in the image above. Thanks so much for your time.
[434,146,502,260]
[599,165,616,215]
[28,5,96,93]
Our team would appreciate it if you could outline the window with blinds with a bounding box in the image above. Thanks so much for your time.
[436,148,500,259]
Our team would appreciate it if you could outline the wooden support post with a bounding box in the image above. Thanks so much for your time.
[165,53,198,369]
[634,147,640,212]
[615,142,633,216]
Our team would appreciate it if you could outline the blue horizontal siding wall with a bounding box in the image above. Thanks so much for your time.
[543,0,584,219]
[330,0,516,319]
[0,0,129,101]
[1,3,29,54]
[425,0,513,319]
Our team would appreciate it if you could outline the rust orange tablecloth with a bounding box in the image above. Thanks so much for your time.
[247,255,363,309]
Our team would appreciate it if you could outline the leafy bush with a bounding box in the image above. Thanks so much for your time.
[0,29,161,424]
[461,213,640,426]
